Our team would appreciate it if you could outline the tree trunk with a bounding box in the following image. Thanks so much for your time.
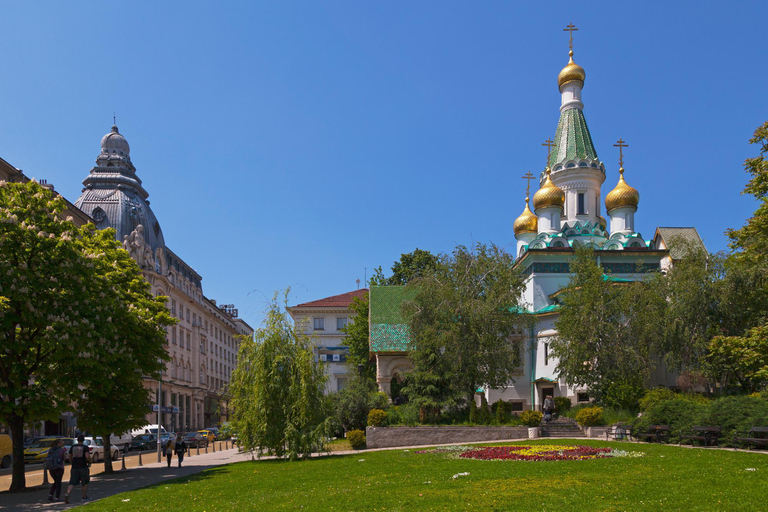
[102,434,114,473]
[9,412,26,491]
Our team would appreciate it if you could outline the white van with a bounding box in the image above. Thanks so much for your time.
[129,424,167,437]
[109,432,134,453]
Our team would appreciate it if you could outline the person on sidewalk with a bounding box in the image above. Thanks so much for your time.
[543,395,555,423]
[174,434,187,467]
[46,438,67,502]
[165,437,175,467]
[64,434,92,504]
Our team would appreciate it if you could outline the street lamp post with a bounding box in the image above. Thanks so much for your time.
[157,379,162,463]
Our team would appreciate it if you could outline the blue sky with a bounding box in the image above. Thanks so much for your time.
[1,2,766,327]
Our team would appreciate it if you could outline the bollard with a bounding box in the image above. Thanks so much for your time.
[226,440,229,450]
[43,466,49,485]
[212,440,216,453]
[138,451,143,466]
[196,444,200,456]
[121,452,126,470]
[205,443,208,454]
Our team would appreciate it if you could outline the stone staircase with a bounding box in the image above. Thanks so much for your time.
[539,417,586,438]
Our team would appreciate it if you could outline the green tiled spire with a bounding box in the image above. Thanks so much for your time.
[548,108,599,168]
[369,286,415,352]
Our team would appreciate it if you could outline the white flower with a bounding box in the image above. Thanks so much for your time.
[745,468,757,471]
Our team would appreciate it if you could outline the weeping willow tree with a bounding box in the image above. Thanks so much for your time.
[230,291,329,460]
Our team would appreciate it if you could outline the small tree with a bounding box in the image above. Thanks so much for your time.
[403,243,530,414]
[341,293,374,381]
[230,292,328,460]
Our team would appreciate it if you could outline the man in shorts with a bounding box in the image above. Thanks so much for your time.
[64,434,91,504]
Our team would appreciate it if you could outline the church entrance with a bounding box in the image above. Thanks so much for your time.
[539,387,554,412]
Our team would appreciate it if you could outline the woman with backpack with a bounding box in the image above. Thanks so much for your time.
[45,439,66,502]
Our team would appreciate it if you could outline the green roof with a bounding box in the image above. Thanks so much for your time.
[602,274,632,283]
[369,286,415,352]
[549,107,599,167]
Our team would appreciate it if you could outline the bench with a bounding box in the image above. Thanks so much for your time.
[734,427,768,449]
[605,423,632,441]
[680,426,722,447]
[633,425,670,443]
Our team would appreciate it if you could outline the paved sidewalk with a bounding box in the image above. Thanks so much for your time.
[0,445,254,512]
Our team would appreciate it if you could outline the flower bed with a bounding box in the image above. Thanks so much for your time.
[418,444,641,461]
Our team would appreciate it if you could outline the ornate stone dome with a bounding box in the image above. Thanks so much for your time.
[557,51,586,89]
[605,168,640,212]
[101,124,131,157]
[533,169,565,211]
[514,197,538,236]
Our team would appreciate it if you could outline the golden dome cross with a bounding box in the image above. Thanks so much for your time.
[522,171,535,198]
[613,138,628,169]
[542,138,555,165]
[564,23,578,52]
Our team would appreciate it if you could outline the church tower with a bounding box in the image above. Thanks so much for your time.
[546,24,605,230]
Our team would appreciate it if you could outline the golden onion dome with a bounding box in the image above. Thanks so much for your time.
[605,168,640,212]
[557,51,586,89]
[513,197,538,236]
[532,168,565,211]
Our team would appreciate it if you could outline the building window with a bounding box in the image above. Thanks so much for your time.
[577,193,586,215]
[171,299,176,316]
[186,308,190,322]
[186,332,191,349]
[510,401,524,412]
[172,327,177,345]
[577,392,590,403]
[544,343,549,365]
[313,317,324,330]
[337,317,348,330]
[336,378,348,392]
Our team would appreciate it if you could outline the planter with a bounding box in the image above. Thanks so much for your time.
[528,427,540,439]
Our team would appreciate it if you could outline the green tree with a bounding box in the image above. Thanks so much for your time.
[341,293,374,381]
[70,226,173,473]
[402,243,530,417]
[707,324,768,392]
[370,248,439,286]
[0,181,171,490]
[551,248,663,404]
[229,292,328,460]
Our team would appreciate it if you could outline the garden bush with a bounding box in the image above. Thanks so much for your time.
[368,409,387,427]
[520,410,542,427]
[346,429,366,449]
[479,395,491,425]
[639,387,677,411]
[469,400,478,424]
[553,396,571,413]
[386,402,420,426]
[494,400,510,424]
[575,406,604,426]
[603,380,645,410]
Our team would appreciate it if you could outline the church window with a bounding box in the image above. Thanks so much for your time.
[544,343,549,365]
[337,377,348,392]
[577,193,586,215]
[313,318,325,330]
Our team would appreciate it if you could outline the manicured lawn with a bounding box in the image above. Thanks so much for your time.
[86,440,767,511]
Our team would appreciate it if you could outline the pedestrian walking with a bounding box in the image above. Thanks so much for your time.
[174,434,187,467]
[45,439,67,502]
[64,434,92,504]
[165,437,175,467]
[543,395,555,423]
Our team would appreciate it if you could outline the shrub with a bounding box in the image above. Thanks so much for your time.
[520,410,543,427]
[553,396,571,412]
[469,400,478,424]
[575,406,604,426]
[603,380,645,410]
[639,387,676,411]
[479,395,491,425]
[387,402,420,426]
[494,400,510,424]
[367,409,387,427]
[346,429,366,449]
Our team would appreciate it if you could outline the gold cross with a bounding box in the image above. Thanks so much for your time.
[564,23,578,52]
[613,138,628,168]
[522,171,535,198]
[542,138,555,165]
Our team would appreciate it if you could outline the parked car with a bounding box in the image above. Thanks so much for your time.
[130,424,167,437]
[0,434,12,468]
[198,430,215,444]
[24,437,75,464]
[203,426,221,440]
[183,431,207,448]
[160,432,176,446]
[129,434,157,451]
[82,437,120,462]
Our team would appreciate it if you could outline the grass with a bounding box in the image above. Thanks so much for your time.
[85,440,768,511]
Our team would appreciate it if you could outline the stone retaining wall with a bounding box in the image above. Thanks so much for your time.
[365,426,529,449]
